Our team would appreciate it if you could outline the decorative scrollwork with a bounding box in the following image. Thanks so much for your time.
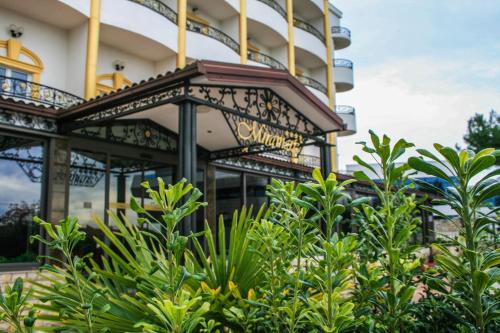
[256,0,287,19]
[331,26,351,38]
[74,85,184,125]
[187,19,240,54]
[70,151,106,187]
[191,85,322,138]
[213,157,313,181]
[248,50,286,70]
[333,59,353,69]
[73,119,177,153]
[214,157,294,178]
[108,120,177,152]
[0,108,57,133]
[0,137,44,183]
[0,75,84,109]
[297,75,327,94]
[293,17,325,43]
[127,0,177,23]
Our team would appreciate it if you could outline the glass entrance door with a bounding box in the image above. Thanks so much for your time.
[109,156,176,226]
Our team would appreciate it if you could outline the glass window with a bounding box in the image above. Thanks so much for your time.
[109,157,176,227]
[0,134,43,264]
[68,150,107,259]
[196,169,205,232]
[11,70,28,96]
[215,169,242,222]
[0,67,6,93]
[246,174,269,211]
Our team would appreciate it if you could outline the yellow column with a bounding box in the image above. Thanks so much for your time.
[323,0,337,171]
[177,0,187,69]
[286,0,295,75]
[239,0,248,64]
[84,0,101,100]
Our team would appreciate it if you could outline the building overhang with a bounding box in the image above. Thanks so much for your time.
[57,61,345,159]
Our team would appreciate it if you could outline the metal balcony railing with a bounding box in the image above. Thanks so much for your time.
[128,0,177,24]
[335,105,355,114]
[248,50,286,70]
[333,59,353,69]
[256,0,287,19]
[261,151,321,168]
[0,76,84,109]
[297,153,321,168]
[297,75,327,94]
[293,17,325,43]
[187,20,240,54]
[331,26,351,38]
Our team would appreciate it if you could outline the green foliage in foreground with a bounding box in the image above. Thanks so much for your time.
[0,133,498,333]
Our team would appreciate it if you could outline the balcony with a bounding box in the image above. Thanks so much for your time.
[331,26,351,50]
[256,0,286,19]
[0,76,84,109]
[127,0,177,24]
[248,50,286,70]
[335,105,357,136]
[293,17,325,43]
[333,59,354,92]
[187,19,240,55]
[297,75,327,94]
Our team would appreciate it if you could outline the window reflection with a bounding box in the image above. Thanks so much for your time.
[0,134,42,264]
[246,174,269,211]
[215,169,242,222]
[68,150,107,259]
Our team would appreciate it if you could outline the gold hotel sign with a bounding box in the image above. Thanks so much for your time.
[236,120,304,153]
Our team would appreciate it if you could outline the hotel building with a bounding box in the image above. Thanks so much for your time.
[0,0,359,274]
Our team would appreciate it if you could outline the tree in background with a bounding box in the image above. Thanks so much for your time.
[463,110,500,164]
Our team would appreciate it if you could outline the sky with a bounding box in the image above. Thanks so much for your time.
[332,0,500,170]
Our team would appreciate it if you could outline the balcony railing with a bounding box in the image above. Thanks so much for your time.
[293,17,325,43]
[297,153,321,168]
[256,0,287,19]
[335,105,355,114]
[0,76,84,109]
[331,26,351,38]
[261,151,321,168]
[128,0,177,24]
[248,50,286,70]
[333,59,353,69]
[187,20,240,54]
[297,75,327,94]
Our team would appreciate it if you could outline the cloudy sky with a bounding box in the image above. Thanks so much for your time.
[332,0,500,170]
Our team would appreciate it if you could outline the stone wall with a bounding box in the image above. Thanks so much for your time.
[0,269,41,332]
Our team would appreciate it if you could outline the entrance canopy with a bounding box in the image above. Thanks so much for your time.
[60,61,345,159]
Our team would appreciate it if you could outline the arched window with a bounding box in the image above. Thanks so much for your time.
[96,72,132,95]
[0,38,44,98]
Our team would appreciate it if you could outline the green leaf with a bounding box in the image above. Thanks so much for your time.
[408,157,453,183]
[472,270,490,295]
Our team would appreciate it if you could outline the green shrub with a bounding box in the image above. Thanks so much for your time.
[0,133,497,333]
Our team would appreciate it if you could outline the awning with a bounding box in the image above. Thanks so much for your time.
[60,61,345,159]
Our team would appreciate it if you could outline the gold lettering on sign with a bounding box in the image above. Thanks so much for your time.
[237,121,304,153]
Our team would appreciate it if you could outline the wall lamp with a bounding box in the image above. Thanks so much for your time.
[113,59,126,71]
[8,24,24,38]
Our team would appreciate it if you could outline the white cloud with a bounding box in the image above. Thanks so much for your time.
[336,56,500,170]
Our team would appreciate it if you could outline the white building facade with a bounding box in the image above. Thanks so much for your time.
[0,0,356,276]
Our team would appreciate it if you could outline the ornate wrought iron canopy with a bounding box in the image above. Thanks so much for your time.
[59,61,344,160]
[73,119,178,154]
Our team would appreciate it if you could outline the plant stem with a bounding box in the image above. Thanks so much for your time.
[66,252,93,333]
[462,185,485,333]
[289,210,305,333]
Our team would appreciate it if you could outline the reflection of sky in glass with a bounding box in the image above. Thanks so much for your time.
[0,159,41,214]
[69,176,105,227]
